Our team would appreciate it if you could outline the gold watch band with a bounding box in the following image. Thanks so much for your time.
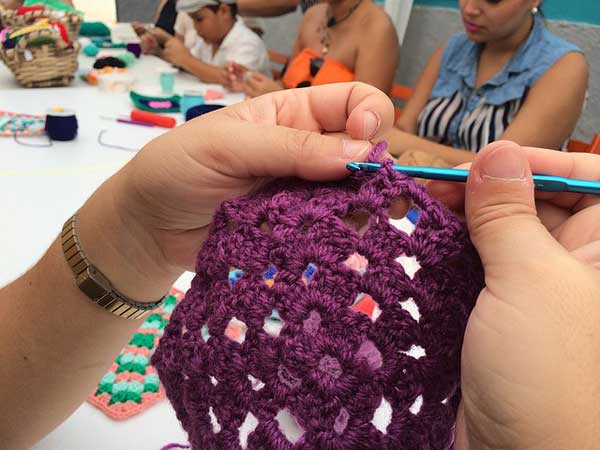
[61,213,166,320]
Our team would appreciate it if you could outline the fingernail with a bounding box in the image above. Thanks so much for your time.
[480,145,527,181]
[343,140,371,159]
[363,111,381,140]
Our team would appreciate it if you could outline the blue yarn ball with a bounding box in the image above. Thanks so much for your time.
[83,44,99,57]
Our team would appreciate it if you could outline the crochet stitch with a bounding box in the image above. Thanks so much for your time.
[88,288,184,420]
[153,146,484,449]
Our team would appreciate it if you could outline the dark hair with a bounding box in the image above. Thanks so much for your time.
[206,2,238,18]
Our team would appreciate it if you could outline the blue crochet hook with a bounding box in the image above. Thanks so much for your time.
[347,162,600,196]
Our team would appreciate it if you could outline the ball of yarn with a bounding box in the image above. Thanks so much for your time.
[83,43,99,57]
[185,104,225,121]
[116,51,136,67]
[126,43,142,58]
[93,56,126,69]
[45,112,78,141]
[80,21,111,37]
[152,144,484,450]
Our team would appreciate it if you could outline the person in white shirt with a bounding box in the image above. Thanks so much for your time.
[159,0,271,85]
[173,11,198,49]
[141,11,264,52]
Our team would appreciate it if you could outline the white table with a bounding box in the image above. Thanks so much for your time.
[0,48,245,450]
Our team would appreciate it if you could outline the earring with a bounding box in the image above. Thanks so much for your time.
[532,6,539,14]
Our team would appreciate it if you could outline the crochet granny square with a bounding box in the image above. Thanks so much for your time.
[153,152,483,449]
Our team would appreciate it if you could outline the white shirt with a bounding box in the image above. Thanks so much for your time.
[173,13,198,50]
[190,19,272,78]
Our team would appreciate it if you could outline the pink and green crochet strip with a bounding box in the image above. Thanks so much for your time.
[153,144,484,449]
[88,288,184,420]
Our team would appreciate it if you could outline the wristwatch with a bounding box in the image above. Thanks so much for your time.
[61,213,167,320]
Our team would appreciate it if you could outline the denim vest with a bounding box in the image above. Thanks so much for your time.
[418,15,582,151]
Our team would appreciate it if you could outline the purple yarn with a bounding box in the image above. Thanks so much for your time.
[126,43,142,58]
[153,144,484,449]
[160,444,191,450]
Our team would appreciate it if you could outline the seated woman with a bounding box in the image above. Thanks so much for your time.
[386,1,588,166]
[232,0,399,97]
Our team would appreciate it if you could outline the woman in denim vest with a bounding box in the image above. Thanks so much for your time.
[387,0,588,166]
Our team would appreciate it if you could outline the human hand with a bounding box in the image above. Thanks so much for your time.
[140,32,159,55]
[222,61,249,92]
[243,70,283,97]
[132,21,147,37]
[148,26,175,47]
[428,141,600,449]
[394,149,450,168]
[162,37,190,67]
[76,82,394,303]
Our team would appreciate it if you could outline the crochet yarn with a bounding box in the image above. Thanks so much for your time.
[153,147,484,449]
[89,288,184,420]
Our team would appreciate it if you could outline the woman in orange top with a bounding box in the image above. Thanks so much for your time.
[230,0,399,97]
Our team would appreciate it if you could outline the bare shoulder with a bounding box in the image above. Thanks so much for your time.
[302,3,328,25]
[553,51,589,77]
[360,3,398,43]
[538,51,589,88]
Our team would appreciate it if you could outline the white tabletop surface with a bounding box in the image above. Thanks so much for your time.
[0,40,245,450]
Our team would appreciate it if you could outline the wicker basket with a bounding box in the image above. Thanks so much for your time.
[1,8,82,41]
[0,29,80,88]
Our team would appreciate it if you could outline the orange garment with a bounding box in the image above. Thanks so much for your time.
[283,48,354,88]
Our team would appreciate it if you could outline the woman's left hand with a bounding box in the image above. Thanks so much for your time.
[76,83,394,300]
[428,142,600,449]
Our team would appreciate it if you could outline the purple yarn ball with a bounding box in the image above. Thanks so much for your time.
[126,43,142,58]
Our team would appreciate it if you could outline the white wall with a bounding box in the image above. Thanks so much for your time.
[75,0,116,23]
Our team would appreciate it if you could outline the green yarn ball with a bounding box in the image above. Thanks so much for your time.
[116,52,136,67]
[80,22,111,37]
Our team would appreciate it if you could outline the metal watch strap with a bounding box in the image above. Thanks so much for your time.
[61,213,166,320]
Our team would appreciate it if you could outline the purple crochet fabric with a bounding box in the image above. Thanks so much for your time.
[153,147,484,450]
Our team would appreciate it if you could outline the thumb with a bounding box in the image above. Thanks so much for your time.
[466,141,563,273]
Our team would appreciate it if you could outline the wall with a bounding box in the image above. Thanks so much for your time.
[414,0,600,25]
[75,0,117,23]
[115,0,161,23]
[262,6,600,141]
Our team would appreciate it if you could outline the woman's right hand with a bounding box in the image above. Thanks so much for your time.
[243,71,284,98]
[223,61,249,92]
[429,141,600,449]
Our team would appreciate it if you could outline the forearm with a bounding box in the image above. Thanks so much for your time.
[0,176,179,449]
[237,0,298,17]
[0,240,144,449]
[383,128,475,166]
[180,56,224,84]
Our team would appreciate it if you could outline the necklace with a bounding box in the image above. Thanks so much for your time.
[320,0,363,55]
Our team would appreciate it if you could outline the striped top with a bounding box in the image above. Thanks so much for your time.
[417,16,581,152]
